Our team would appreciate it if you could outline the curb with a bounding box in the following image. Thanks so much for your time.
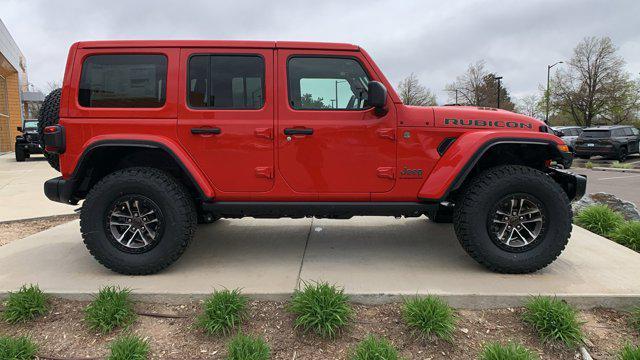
[591,167,640,173]
[2,291,637,310]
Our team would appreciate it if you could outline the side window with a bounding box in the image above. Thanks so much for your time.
[632,128,639,136]
[79,54,167,108]
[624,128,634,136]
[188,55,264,109]
[287,57,370,110]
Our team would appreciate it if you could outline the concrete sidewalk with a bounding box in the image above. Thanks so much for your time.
[1,217,639,309]
[0,153,77,222]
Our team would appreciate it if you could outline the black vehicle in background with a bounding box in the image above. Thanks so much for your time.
[14,120,43,162]
[574,125,640,161]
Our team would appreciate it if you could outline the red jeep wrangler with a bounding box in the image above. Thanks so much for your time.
[41,40,585,275]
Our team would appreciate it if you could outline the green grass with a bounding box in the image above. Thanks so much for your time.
[612,161,633,169]
[2,284,48,324]
[0,336,38,360]
[84,286,137,333]
[522,296,584,348]
[349,335,403,360]
[289,281,352,339]
[226,333,270,360]
[574,205,625,236]
[108,334,149,360]
[630,306,640,333]
[609,221,640,252]
[195,289,248,336]
[479,341,539,360]
[618,343,640,360]
[402,295,456,341]
[585,161,594,169]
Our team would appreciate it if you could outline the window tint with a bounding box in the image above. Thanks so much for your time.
[623,128,634,136]
[79,54,167,108]
[581,130,611,139]
[288,57,370,110]
[188,55,264,109]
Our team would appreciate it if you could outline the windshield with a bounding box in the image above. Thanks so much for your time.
[581,130,610,139]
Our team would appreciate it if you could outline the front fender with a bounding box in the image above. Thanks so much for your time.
[418,131,563,201]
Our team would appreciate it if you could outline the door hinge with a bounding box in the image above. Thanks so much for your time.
[377,167,396,179]
[376,128,396,141]
[255,166,274,179]
[254,127,273,140]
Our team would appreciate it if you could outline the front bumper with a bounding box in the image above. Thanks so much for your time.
[549,168,587,202]
[44,176,78,205]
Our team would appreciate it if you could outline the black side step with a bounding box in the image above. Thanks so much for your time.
[201,202,438,219]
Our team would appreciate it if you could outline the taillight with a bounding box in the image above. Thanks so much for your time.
[43,125,65,154]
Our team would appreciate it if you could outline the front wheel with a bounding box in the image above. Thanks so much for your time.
[80,167,197,275]
[617,147,628,161]
[453,165,572,273]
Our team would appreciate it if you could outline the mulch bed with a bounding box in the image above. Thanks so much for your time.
[0,214,78,246]
[1,298,638,359]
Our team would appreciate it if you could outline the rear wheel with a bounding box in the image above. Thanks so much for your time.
[80,167,197,275]
[453,165,571,273]
[15,144,26,162]
[617,147,628,161]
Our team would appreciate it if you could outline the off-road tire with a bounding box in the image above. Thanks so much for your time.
[80,167,197,275]
[453,165,572,274]
[15,144,26,162]
[37,88,62,171]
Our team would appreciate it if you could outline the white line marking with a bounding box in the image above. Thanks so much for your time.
[598,174,640,181]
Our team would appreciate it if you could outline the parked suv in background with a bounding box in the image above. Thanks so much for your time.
[14,119,43,161]
[574,125,640,161]
[41,40,584,275]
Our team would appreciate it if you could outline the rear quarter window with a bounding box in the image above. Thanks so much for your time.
[78,54,167,108]
[581,130,611,139]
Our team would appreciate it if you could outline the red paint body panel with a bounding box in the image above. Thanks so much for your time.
[58,40,563,204]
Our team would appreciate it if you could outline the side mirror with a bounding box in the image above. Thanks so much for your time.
[555,130,565,137]
[17,126,22,132]
[367,81,387,115]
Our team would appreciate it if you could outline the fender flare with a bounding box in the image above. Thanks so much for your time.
[418,134,564,202]
[69,138,215,200]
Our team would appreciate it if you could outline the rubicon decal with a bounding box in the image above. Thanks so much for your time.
[444,118,533,129]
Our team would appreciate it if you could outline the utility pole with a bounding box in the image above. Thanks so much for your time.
[546,61,563,124]
[455,89,458,105]
[493,76,503,109]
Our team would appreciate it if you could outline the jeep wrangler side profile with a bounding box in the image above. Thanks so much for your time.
[42,40,585,275]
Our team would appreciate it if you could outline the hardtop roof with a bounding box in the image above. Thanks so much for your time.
[76,40,359,51]
[583,125,632,131]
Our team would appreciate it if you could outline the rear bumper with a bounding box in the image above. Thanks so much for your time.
[549,168,586,202]
[44,176,78,205]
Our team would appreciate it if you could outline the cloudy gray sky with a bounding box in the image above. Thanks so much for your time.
[1,0,639,104]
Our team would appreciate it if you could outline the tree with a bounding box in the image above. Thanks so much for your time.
[445,60,515,110]
[397,73,437,106]
[299,93,330,109]
[515,94,544,119]
[551,36,640,127]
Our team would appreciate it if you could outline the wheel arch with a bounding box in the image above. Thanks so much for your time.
[418,135,568,202]
[68,140,215,202]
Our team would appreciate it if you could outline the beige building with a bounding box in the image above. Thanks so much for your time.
[0,18,30,152]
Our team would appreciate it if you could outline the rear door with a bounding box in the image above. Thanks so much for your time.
[276,50,397,197]
[177,48,275,192]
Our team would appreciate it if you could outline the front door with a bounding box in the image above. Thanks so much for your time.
[177,48,274,193]
[277,50,396,195]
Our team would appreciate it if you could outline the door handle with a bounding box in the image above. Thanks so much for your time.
[284,128,313,136]
[191,127,221,135]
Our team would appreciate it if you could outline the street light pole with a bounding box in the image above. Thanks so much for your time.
[546,61,563,124]
[493,76,503,109]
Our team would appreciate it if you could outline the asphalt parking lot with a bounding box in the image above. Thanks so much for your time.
[574,167,640,206]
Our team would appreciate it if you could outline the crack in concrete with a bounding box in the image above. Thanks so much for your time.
[295,217,313,290]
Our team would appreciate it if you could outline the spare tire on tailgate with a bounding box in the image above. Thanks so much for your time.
[37,88,62,171]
